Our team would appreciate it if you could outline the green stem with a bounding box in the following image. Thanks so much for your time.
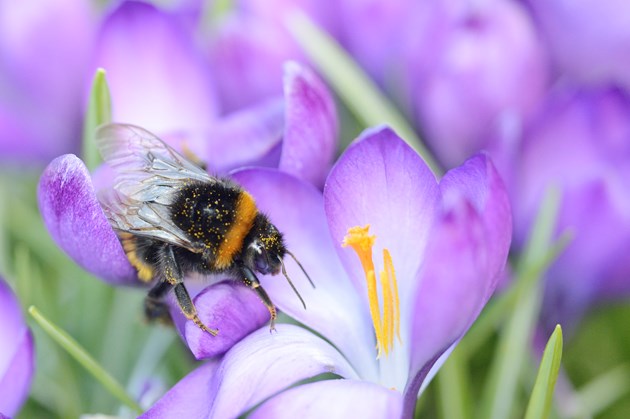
[437,347,471,419]
[28,305,143,414]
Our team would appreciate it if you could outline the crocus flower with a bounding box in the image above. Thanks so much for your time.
[0,0,95,164]
[39,48,336,358]
[0,277,35,417]
[526,0,630,90]
[513,87,630,333]
[142,126,512,418]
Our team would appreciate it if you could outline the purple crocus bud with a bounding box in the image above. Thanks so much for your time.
[408,0,548,168]
[526,0,630,89]
[0,278,34,417]
[92,0,219,158]
[142,126,512,417]
[514,87,630,333]
[0,0,96,164]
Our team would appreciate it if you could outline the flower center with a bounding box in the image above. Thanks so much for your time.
[342,225,401,357]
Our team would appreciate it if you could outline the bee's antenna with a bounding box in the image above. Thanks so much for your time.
[286,250,315,289]
[278,256,307,310]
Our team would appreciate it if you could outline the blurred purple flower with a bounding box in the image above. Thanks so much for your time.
[0,0,96,164]
[92,0,219,158]
[142,126,512,418]
[526,0,630,90]
[0,278,34,417]
[405,0,549,169]
[513,87,630,333]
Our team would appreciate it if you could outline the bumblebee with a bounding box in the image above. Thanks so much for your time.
[96,123,313,335]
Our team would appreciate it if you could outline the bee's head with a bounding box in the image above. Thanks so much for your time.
[243,214,315,310]
[244,214,286,276]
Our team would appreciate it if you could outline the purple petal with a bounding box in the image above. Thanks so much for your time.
[170,281,270,359]
[0,279,34,417]
[324,126,440,310]
[37,154,137,284]
[409,0,548,168]
[408,201,488,381]
[144,325,358,418]
[93,1,218,151]
[140,360,218,418]
[206,325,358,418]
[439,153,512,300]
[0,0,95,163]
[527,0,630,89]
[408,155,511,389]
[206,98,285,174]
[279,61,338,188]
[209,15,300,112]
[233,168,378,380]
[0,331,33,417]
[251,379,403,419]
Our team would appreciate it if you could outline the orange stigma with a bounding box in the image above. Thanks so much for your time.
[343,225,401,357]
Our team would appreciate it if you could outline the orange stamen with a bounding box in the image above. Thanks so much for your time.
[343,225,401,357]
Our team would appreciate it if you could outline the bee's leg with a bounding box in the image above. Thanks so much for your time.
[241,266,277,332]
[144,280,174,324]
[160,245,218,336]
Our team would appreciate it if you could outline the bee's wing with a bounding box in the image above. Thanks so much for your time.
[98,189,200,251]
[96,123,213,201]
[96,123,212,252]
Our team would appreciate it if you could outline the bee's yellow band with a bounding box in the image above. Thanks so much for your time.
[215,192,258,269]
[120,233,154,282]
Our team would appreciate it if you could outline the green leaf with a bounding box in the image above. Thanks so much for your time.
[28,305,143,414]
[286,12,442,176]
[525,325,563,419]
[82,68,111,171]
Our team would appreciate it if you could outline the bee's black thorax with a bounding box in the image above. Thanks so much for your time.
[170,180,241,250]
